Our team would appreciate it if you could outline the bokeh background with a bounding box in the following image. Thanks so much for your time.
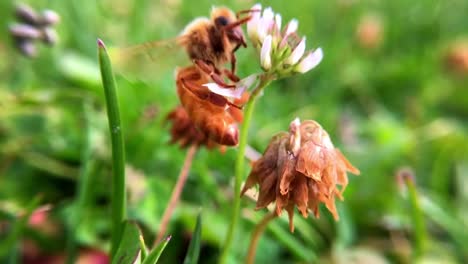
[1,0,468,263]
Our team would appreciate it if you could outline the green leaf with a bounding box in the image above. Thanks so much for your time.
[142,236,171,264]
[98,38,127,257]
[112,221,142,264]
[139,236,148,261]
[183,212,202,264]
[421,194,468,261]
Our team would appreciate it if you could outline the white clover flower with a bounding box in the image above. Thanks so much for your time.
[294,48,323,73]
[260,35,272,70]
[247,4,322,76]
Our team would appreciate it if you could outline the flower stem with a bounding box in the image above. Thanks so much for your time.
[155,144,198,245]
[98,39,126,257]
[220,74,272,264]
[403,176,428,259]
[246,212,277,264]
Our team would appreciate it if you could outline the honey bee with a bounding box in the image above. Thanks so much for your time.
[120,6,255,87]
[175,65,248,146]
[117,6,257,146]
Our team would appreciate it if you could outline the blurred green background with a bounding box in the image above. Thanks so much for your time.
[1,0,468,263]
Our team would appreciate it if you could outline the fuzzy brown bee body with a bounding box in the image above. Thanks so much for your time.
[116,7,254,146]
[175,65,243,146]
[179,7,247,70]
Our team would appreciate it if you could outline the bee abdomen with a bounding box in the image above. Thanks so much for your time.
[176,66,239,146]
[202,116,239,146]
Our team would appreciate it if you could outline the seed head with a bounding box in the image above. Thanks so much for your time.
[242,118,360,232]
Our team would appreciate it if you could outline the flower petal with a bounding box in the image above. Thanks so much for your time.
[260,35,273,70]
[262,7,274,23]
[284,19,298,36]
[275,14,282,32]
[247,4,262,42]
[285,36,306,65]
[203,83,246,99]
[257,7,275,41]
[239,74,258,90]
[250,3,262,19]
[295,47,323,73]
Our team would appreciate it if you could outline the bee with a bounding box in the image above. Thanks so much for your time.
[116,6,257,146]
[120,6,255,86]
[175,65,249,146]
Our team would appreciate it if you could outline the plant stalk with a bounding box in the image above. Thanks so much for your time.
[98,39,127,257]
[219,74,272,264]
[155,144,198,245]
[246,212,277,264]
[404,176,428,259]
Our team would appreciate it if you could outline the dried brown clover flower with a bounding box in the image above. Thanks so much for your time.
[166,106,218,149]
[241,118,360,232]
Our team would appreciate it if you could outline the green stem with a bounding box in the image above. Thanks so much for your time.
[219,74,272,264]
[98,39,127,257]
[404,176,427,259]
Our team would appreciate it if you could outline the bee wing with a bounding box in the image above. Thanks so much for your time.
[109,35,191,81]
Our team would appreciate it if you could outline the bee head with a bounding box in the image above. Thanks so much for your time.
[211,7,247,47]
[211,7,236,26]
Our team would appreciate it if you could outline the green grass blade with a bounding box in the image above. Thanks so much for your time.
[139,236,148,261]
[183,212,202,264]
[268,218,317,262]
[142,236,171,264]
[65,102,95,264]
[98,38,127,257]
[112,221,142,264]
[402,175,428,259]
[421,194,468,261]
[0,196,42,262]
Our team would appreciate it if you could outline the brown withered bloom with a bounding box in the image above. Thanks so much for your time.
[242,118,360,232]
[166,105,218,149]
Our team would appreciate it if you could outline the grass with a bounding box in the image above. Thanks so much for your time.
[1,0,468,263]
[98,39,127,257]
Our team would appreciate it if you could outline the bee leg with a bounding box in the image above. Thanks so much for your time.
[181,77,226,107]
[194,59,236,88]
[223,50,240,82]
[226,101,243,109]
[236,9,261,19]
[223,69,240,83]
[225,16,252,30]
